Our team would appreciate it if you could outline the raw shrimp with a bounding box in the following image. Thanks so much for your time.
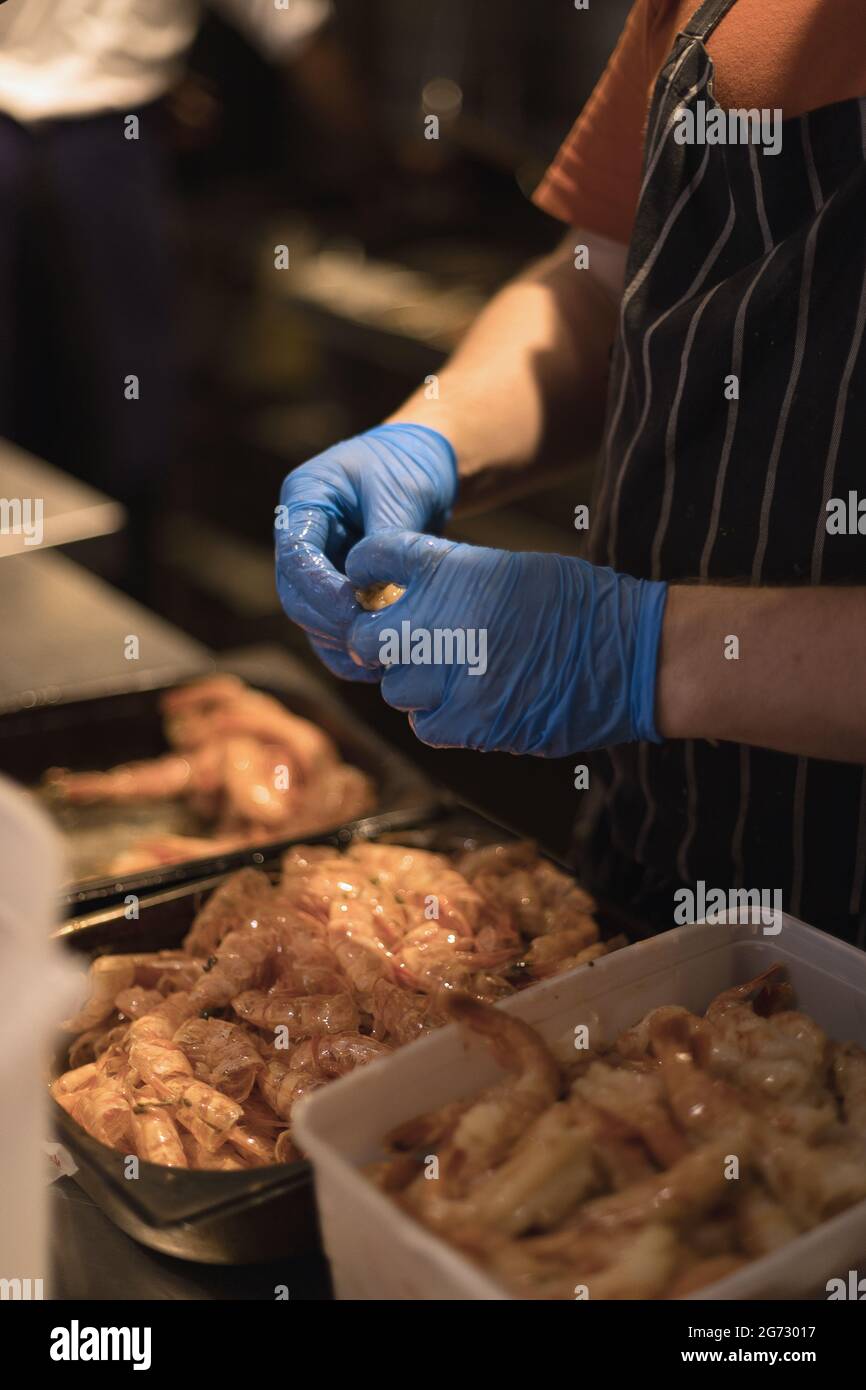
[257,1058,327,1120]
[221,737,296,828]
[457,843,596,940]
[488,1220,682,1302]
[171,1081,243,1152]
[167,685,336,780]
[232,989,359,1037]
[576,1140,736,1232]
[331,935,391,1008]
[439,1101,604,1237]
[370,978,438,1045]
[172,1017,263,1100]
[432,997,560,1195]
[393,922,517,994]
[180,1134,246,1170]
[348,842,489,938]
[188,925,279,1011]
[272,960,346,996]
[701,966,830,1106]
[735,1180,800,1255]
[571,1059,689,1167]
[289,1032,392,1078]
[537,942,612,979]
[649,1012,754,1151]
[52,1062,99,1097]
[68,1023,123,1069]
[44,753,194,804]
[63,955,137,1033]
[53,1073,132,1149]
[274,1130,300,1164]
[520,922,601,976]
[129,1089,188,1167]
[224,1124,276,1166]
[183,867,273,955]
[354,581,405,611]
[114,987,164,1020]
[832,1042,866,1135]
[108,832,245,876]
[614,1004,696,1061]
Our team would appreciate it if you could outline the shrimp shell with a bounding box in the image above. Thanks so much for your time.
[232,989,359,1037]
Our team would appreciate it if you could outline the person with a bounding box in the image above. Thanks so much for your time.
[275,0,866,945]
[0,0,336,593]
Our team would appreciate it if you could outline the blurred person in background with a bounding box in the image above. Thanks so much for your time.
[276,0,866,944]
[0,0,366,596]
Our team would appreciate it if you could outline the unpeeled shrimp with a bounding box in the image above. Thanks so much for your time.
[232,989,359,1037]
[63,955,137,1033]
[129,1089,188,1167]
[188,925,279,1011]
[172,1017,263,1100]
[183,867,273,955]
[289,1032,392,1078]
[257,1058,327,1121]
[53,1072,132,1149]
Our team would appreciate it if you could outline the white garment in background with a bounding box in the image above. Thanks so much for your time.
[0,0,332,124]
[0,775,77,1300]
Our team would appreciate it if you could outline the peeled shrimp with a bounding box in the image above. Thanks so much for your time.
[832,1042,866,1135]
[701,967,830,1106]
[354,581,405,611]
[571,1060,689,1167]
[432,997,560,1195]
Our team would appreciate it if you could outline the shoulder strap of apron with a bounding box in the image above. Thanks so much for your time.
[681,0,740,43]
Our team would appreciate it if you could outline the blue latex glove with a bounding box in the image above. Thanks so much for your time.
[274,424,458,680]
[345,531,668,755]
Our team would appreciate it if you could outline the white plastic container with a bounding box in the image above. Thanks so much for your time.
[295,915,866,1301]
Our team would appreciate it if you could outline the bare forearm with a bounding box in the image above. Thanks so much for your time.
[387,239,616,509]
[657,585,866,762]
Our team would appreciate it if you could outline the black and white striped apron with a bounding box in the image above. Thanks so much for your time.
[578,0,866,943]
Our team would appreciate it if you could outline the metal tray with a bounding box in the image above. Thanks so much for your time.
[0,657,438,916]
[51,803,641,1265]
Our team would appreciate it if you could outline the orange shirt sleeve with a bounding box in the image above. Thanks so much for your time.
[533,0,657,245]
[533,0,866,246]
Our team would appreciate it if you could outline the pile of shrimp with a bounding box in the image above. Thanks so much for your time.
[367,966,866,1299]
[43,675,375,874]
[53,840,615,1170]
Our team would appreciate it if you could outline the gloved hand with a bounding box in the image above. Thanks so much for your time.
[274,424,458,680]
[345,531,668,755]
